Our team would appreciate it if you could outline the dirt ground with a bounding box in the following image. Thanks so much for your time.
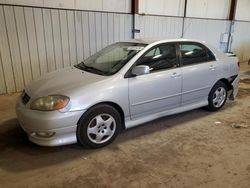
[0,62,250,188]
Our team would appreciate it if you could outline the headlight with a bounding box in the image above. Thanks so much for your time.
[30,95,70,111]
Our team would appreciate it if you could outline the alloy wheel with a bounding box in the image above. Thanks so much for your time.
[87,114,116,144]
[213,87,226,108]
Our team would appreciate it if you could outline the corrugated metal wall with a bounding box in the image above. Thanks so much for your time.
[183,18,231,52]
[139,0,185,16]
[0,0,132,13]
[231,21,250,62]
[186,0,231,19]
[134,16,230,51]
[235,0,250,21]
[1,1,250,95]
[135,0,250,62]
[0,5,132,94]
[233,0,250,63]
[133,15,250,62]
[134,15,183,39]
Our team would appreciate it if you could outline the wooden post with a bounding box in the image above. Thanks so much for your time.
[229,0,237,20]
[181,0,188,38]
[132,0,139,14]
[132,0,139,38]
[227,0,238,52]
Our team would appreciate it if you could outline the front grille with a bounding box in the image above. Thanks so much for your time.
[22,91,31,105]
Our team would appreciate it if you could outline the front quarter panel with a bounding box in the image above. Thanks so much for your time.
[67,74,130,118]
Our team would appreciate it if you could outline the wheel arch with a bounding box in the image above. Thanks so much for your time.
[216,78,233,91]
[77,101,126,130]
[207,79,229,111]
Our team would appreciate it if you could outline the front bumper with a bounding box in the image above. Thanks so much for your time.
[16,96,85,146]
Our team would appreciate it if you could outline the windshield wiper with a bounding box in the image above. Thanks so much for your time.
[74,62,108,75]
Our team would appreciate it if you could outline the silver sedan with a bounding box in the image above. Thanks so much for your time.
[16,39,239,148]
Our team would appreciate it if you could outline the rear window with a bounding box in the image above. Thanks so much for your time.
[179,43,215,66]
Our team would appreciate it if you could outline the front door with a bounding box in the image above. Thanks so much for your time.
[128,43,182,119]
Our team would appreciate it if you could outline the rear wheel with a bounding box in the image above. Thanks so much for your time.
[207,81,228,111]
[77,104,121,148]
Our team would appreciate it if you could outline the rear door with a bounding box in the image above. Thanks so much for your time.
[178,42,218,105]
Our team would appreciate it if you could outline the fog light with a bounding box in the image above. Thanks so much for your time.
[32,131,55,138]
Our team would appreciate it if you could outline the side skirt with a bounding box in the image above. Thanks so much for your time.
[125,100,208,129]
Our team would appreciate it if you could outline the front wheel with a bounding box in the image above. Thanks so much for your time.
[207,81,228,111]
[77,104,121,148]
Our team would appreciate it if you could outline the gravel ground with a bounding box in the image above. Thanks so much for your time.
[0,62,250,188]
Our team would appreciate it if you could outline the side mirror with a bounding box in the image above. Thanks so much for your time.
[131,65,150,76]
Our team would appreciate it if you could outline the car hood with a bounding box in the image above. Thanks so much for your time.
[25,67,106,97]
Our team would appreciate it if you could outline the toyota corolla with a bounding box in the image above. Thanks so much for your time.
[16,39,239,148]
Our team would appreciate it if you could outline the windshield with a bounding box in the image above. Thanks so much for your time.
[74,42,146,75]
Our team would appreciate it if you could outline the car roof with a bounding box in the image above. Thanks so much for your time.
[124,38,204,45]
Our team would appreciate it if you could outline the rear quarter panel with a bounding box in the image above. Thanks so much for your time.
[216,56,239,80]
[207,43,239,81]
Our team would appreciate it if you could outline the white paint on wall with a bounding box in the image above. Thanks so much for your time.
[0,0,131,13]
[235,0,250,21]
[186,0,231,19]
[139,0,185,16]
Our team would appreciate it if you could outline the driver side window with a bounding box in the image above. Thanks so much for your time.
[136,43,178,72]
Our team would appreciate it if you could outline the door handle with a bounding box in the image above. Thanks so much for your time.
[209,65,216,70]
[171,72,181,78]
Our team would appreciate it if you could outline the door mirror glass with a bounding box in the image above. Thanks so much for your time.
[131,65,150,76]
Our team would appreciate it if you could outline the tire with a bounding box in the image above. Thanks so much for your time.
[76,104,121,148]
[207,81,228,111]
